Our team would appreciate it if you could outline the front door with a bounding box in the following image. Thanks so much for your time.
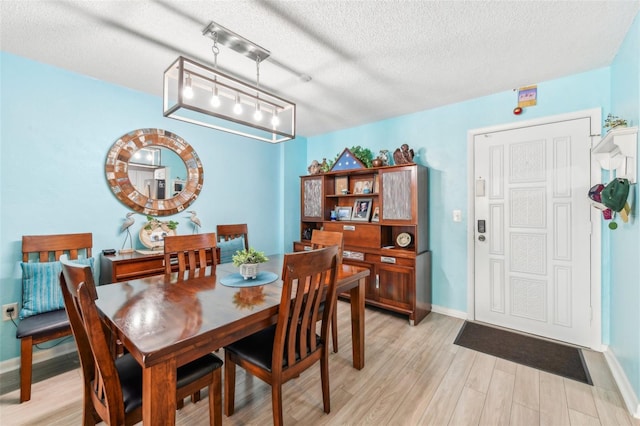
[474,118,592,346]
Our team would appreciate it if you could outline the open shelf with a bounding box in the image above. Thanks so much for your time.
[592,126,637,183]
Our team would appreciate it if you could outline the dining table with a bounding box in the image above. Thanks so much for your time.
[95,254,370,425]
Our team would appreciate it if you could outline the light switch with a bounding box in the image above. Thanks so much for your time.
[453,210,462,222]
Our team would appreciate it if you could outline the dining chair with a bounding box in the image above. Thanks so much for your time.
[163,233,218,274]
[216,224,249,264]
[224,246,339,426]
[17,232,93,402]
[310,229,343,353]
[216,223,249,249]
[59,256,223,426]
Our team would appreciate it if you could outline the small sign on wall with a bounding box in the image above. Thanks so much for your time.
[518,85,537,108]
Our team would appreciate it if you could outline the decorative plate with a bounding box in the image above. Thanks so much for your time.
[396,232,412,248]
[139,220,177,249]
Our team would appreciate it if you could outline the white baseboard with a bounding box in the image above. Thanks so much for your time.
[0,341,76,375]
[604,347,640,419]
[431,304,468,320]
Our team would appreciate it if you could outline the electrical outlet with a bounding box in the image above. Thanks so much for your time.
[2,303,18,321]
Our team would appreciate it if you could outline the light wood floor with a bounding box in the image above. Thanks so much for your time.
[1,303,637,425]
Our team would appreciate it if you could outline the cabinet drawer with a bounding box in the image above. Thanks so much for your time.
[370,254,414,267]
[113,258,165,281]
[324,222,380,248]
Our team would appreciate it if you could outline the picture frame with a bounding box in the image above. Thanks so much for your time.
[353,180,374,194]
[336,206,353,221]
[335,176,348,195]
[373,175,379,193]
[351,198,373,221]
[371,206,380,222]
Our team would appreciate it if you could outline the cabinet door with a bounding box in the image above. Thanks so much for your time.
[379,166,415,223]
[376,263,414,310]
[301,176,324,221]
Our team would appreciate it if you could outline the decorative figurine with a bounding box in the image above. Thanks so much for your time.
[393,144,414,165]
[307,159,322,175]
[320,158,329,172]
[379,149,390,166]
[120,212,136,253]
[187,210,201,233]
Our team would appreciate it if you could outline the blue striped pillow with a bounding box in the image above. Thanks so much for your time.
[20,258,95,319]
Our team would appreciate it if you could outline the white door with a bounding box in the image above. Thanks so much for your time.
[474,118,592,346]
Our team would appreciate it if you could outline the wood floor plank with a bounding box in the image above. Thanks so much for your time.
[591,386,635,426]
[478,368,515,426]
[539,371,570,426]
[513,364,540,411]
[418,346,477,425]
[390,347,457,425]
[564,377,599,418]
[449,385,486,426]
[510,402,540,426]
[466,351,496,393]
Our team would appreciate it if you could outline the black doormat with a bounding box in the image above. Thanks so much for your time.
[454,321,592,385]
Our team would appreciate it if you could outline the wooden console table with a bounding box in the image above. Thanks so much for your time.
[99,248,221,284]
[99,252,166,284]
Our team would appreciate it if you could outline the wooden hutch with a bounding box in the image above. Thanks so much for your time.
[294,163,431,325]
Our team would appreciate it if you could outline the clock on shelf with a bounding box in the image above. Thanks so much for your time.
[396,232,412,247]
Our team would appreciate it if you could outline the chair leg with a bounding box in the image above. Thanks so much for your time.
[321,351,331,413]
[224,353,236,416]
[19,337,33,403]
[271,383,284,426]
[209,369,222,426]
[331,307,339,353]
[191,390,201,403]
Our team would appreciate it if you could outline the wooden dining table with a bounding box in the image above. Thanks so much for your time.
[95,254,369,425]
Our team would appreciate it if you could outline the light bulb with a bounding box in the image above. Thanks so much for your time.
[210,86,220,107]
[254,104,263,121]
[233,95,243,115]
[183,74,194,99]
[271,111,280,127]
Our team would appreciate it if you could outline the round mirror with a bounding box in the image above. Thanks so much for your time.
[106,128,203,216]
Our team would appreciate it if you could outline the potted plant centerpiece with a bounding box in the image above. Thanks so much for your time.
[232,247,268,280]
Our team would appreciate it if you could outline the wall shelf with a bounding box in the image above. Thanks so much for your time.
[592,126,637,183]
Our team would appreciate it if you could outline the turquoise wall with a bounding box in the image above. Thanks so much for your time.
[609,12,640,402]
[0,52,306,362]
[307,69,610,312]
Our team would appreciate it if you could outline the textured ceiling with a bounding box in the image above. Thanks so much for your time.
[2,1,639,137]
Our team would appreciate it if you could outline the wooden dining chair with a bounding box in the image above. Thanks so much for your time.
[59,257,223,426]
[163,233,218,274]
[216,224,249,249]
[224,246,339,426]
[216,224,249,264]
[310,229,343,353]
[17,232,92,402]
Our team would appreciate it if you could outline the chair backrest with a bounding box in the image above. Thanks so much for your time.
[22,233,93,262]
[216,224,249,250]
[310,230,343,266]
[163,233,218,274]
[274,246,339,372]
[60,257,126,425]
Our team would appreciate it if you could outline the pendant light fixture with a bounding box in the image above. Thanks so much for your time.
[163,21,296,143]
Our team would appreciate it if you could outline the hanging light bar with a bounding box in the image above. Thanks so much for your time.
[163,22,296,143]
